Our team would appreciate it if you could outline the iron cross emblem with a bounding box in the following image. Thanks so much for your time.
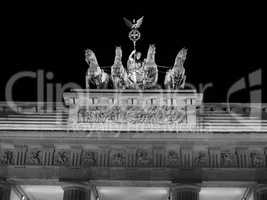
[129,29,141,43]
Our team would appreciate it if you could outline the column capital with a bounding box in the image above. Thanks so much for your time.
[254,184,267,191]
[170,183,201,192]
[0,180,11,190]
[62,183,90,191]
[60,181,97,192]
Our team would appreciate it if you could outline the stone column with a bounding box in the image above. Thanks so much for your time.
[254,185,267,200]
[0,184,11,200]
[62,185,91,200]
[170,185,200,200]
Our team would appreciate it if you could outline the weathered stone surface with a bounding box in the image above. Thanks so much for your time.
[54,150,71,167]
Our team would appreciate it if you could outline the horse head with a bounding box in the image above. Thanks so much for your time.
[85,49,99,66]
[146,44,156,63]
[112,47,124,76]
[174,48,187,68]
[115,46,122,63]
[85,49,101,77]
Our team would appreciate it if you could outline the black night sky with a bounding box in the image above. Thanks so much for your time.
[1,2,266,102]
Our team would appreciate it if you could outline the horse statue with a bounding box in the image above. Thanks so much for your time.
[143,44,160,89]
[164,48,187,89]
[85,49,110,89]
[111,47,128,89]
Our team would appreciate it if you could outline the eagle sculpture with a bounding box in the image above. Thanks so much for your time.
[123,16,144,29]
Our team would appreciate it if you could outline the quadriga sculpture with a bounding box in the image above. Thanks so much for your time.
[164,48,187,89]
[84,46,188,90]
[85,49,110,89]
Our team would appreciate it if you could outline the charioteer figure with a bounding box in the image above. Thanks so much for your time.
[126,49,145,89]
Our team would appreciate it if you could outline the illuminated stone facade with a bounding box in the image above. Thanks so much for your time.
[0,90,267,200]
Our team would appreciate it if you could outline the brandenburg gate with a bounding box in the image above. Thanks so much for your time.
[0,88,267,200]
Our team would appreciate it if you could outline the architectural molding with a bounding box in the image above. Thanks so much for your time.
[0,144,267,170]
